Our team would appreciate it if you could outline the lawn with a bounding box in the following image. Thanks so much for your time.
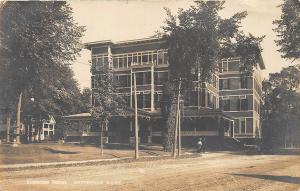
[0,143,168,165]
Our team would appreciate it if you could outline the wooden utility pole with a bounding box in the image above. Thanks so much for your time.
[6,111,11,143]
[16,92,23,144]
[134,73,139,159]
[100,125,104,156]
[173,108,179,158]
[173,79,182,158]
[178,99,181,156]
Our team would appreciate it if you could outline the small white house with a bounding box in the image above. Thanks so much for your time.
[34,115,56,141]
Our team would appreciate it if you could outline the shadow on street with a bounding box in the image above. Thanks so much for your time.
[230,173,300,185]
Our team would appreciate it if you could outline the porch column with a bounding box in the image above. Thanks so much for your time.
[150,65,155,111]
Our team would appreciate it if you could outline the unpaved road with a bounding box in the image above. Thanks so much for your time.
[1,151,300,191]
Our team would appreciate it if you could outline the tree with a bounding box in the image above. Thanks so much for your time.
[80,87,92,113]
[262,65,300,149]
[273,0,300,61]
[0,2,85,143]
[21,65,87,142]
[160,1,264,151]
[91,64,126,155]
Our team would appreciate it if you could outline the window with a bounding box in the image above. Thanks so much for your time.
[44,131,48,136]
[137,93,143,108]
[154,93,162,108]
[240,118,246,134]
[136,93,151,108]
[163,52,168,65]
[128,55,132,67]
[246,118,253,134]
[124,56,128,68]
[138,53,142,64]
[241,77,248,89]
[118,56,124,68]
[149,53,153,63]
[219,79,230,90]
[200,90,206,107]
[113,57,118,68]
[228,60,240,72]
[135,72,144,85]
[134,72,151,85]
[142,53,148,63]
[155,72,168,85]
[118,75,130,87]
[96,57,103,70]
[103,56,108,64]
[133,54,138,64]
[220,97,230,111]
[144,93,151,108]
[153,53,157,64]
[144,72,151,84]
[158,51,164,65]
[240,98,248,111]
[222,61,228,72]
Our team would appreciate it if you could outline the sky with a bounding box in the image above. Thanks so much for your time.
[69,0,294,90]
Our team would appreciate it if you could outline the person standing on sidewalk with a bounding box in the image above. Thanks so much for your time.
[197,138,203,153]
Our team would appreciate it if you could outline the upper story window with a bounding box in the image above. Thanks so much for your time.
[154,71,168,85]
[134,72,151,85]
[219,59,240,73]
[154,92,163,109]
[136,92,151,109]
[220,97,230,111]
[92,55,108,71]
[240,97,248,111]
[241,77,248,89]
[219,79,230,90]
[115,74,131,87]
[112,50,168,68]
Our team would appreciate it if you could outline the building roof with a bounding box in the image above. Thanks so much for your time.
[84,37,164,50]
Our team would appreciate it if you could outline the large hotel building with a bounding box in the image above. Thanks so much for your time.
[64,37,265,146]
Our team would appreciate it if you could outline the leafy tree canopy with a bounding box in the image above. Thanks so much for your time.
[262,65,300,149]
[161,1,264,83]
[91,65,126,130]
[0,2,85,118]
[273,0,300,61]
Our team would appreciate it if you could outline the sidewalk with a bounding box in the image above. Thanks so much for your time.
[0,152,206,171]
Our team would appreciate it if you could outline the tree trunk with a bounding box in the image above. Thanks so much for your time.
[38,115,42,142]
[163,101,177,152]
[16,92,23,144]
[100,130,103,156]
[6,112,11,143]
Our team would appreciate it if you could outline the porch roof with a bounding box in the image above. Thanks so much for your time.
[183,107,233,119]
[63,107,234,122]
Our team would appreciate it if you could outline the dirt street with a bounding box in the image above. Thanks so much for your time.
[1,151,300,191]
